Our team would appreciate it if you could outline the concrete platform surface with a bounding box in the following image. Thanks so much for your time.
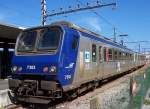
[0,89,11,108]
[0,79,8,90]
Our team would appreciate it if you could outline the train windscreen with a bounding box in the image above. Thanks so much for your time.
[17,27,62,53]
[37,28,61,50]
[17,31,37,52]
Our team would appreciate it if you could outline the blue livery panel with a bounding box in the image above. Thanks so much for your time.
[12,25,80,87]
[57,26,80,86]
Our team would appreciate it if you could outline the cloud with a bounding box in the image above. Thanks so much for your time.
[87,17,102,32]
[75,16,102,33]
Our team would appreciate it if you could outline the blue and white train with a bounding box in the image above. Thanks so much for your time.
[8,21,145,104]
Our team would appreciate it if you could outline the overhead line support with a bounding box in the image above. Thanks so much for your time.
[46,3,116,17]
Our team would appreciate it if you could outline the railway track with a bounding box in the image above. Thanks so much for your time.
[4,65,147,109]
[4,103,64,109]
[5,104,23,109]
[5,104,52,109]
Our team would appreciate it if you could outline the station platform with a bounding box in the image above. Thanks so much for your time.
[0,79,10,108]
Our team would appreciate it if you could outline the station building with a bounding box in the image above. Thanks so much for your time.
[0,23,23,78]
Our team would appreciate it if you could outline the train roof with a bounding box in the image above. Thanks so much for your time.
[24,21,135,54]
[51,21,112,41]
[51,21,135,53]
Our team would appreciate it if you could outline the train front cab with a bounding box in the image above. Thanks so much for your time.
[8,25,80,104]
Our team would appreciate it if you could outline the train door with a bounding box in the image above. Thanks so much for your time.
[77,36,92,83]
[102,46,110,79]
[97,45,103,80]
[91,43,98,79]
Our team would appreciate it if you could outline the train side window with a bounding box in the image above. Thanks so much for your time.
[114,50,118,60]
[99,46,102,62]
[92,44,97,62]
[119,51,122,60]
[122,52,125,60]
[132,54,134,60]
[103,47,106,61]
[72,37,78,49]
[125,53,128,60]
[128,53,129,59]
[129,53,132,60]
[108,48,113,61]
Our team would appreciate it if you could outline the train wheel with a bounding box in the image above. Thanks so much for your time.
[65,90,78,101]
[91,81,98,91]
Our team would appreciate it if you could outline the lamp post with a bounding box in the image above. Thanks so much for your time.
[118,34,128,45]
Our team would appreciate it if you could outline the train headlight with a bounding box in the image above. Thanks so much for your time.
[18,67,22,72]
[12,66,23,72]
[43,67,49,72]
[50,66,56,73]
[12,66,17,72]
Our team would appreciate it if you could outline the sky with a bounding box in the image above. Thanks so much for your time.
[0,0,150,52]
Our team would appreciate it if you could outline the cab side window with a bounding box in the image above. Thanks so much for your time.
[92,44,97,62]
[72,37,78,50]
